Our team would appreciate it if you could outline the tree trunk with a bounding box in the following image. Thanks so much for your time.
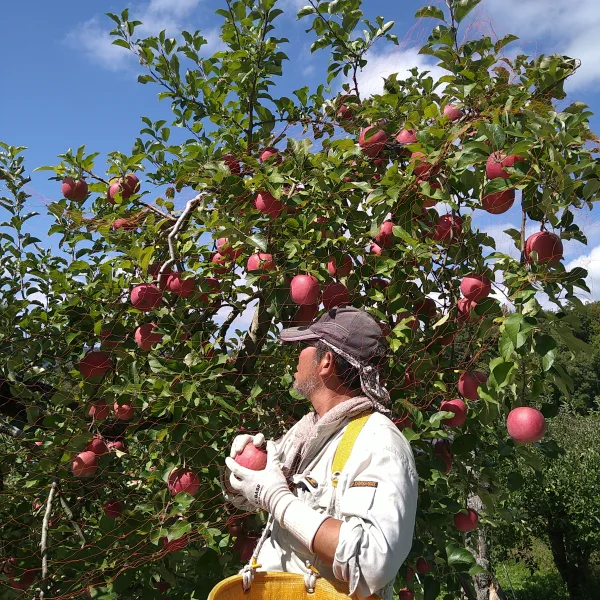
[233,295,273,376]
[468,493,509,600]
[548,523,591,599]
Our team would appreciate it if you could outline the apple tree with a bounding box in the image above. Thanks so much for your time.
[1,0,599,598]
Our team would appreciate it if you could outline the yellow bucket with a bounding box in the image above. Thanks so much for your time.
[208,572,380,599]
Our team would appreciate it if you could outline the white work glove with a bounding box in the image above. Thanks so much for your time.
[225,440,330,552]
[225,440,295,522]
[229,432,265,458]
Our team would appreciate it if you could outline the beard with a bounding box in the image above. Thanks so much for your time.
[293,371,321,400]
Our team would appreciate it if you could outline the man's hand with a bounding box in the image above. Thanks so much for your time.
[229,432,265,458]
[225,440,295,522]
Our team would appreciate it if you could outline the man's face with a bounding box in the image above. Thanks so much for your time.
[292,342,321,399]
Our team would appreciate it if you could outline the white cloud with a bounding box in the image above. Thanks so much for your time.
[350,47,446,98]
[65,1,221,71]
[476,0,600,91]
[565,245,600,302]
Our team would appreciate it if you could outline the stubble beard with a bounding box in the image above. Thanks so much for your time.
[293,371,321,400]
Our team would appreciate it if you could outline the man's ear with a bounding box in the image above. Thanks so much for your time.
[317,350,336,377]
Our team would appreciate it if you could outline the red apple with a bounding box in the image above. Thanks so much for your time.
[486,152,524,179]
[443,104,463,121]
[108,440,127,453]
[375,220,395,249]
[221,153,241,175]
[416,557,432,574]
[72,451,99,478]
[524,231,563,265]
[199,276,221,303]
[370,243,383,255]
[434,440,453,474]
[113,402,134,421]
[359,125,388,157]
[61,177,88,202]
[247,253,275,272]
[440,398,467,427]
[290,274,319,305]
[168,468,200,496]
[482,189,515,214]
[240,534,259,562]
[166,273,195,298]
[457,297,478,323]
[453,508,479,532]
[9,568,37,590]
[460,274,491,302]
[154,580,172,595]
[217,237,242,259]
[411,152,439,179]
[88,401,110,421]
[108,181,125,204]
[134,323,162,351]
[123,173,140,197]
[458,371,487,400]
[396,128,417,146]
[327,255,353,277]
[235,444,268,471]
[100,327,123,349]
[406,567,415,582]
[433,214,463,243]
[293,303,319,326]
[399,589,414,600]
[259,147,282,164]
[79,351,112,379]
[85,436,108,456]
[254,191,284,217]
[211,252,230,274]
[336,104,353,120]
[131,283,162,311]
[322,282,350,310]
[413,297,437,318]
[507,406,547,444]
[148,262,173,290]
[112,217,137,231]
[103,499,123,519]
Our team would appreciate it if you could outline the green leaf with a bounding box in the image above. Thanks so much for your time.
[534,333,557,371]
[247,234,268,252]
[489,357,515,388]
[452,434,477,455]
[424,578,441,600]
[454,0,482,23]
[494,34,519,53]
[167,519,191,540]
[297,5,316,19]
[507,471,524,491]
[415,6,445,20]
[446,544,476,566]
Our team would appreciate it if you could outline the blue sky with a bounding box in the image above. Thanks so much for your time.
[1,0,599,304]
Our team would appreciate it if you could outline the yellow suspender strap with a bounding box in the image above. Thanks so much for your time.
[331,412,372,487]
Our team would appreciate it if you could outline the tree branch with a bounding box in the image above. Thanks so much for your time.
[38,479,58,599]
[58,491,86,548]
[0,419,24,438]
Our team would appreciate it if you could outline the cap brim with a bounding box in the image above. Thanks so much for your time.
[279,326,320,343]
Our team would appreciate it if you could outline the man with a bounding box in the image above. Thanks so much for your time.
[224,306,418,599]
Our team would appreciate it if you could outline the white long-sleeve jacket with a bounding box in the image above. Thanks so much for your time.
[238,411,418,599]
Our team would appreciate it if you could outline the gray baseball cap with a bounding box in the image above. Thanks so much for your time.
[280,306,383,365]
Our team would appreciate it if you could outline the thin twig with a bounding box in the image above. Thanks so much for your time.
[58,492,86,548]
[38,479,58,599]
